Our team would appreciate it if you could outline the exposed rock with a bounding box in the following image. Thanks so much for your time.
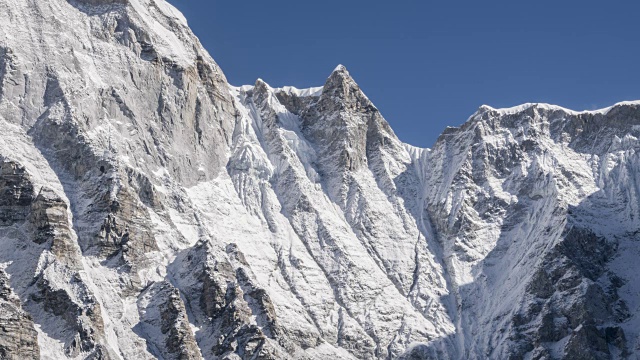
[509,226,628,359]
[138,281,203,360]
[31,274,108,358]
[0,270,40,360]
[28,187,80,264]
[1,0,640,359]
[171,242,288,359]
[0,160,34,226]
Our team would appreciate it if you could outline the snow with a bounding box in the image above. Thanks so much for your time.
[275,85,324,97]
[479,100,640,117]
[333,64,348,73]
[128,0,196,67]
[232,85,321,183]
[1,0,640,358]
[232,83,324,98]
[151,0,189,26]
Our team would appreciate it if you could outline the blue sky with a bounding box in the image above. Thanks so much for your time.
[169,0,640,148]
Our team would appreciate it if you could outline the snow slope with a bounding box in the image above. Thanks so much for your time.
[0,0,639,359]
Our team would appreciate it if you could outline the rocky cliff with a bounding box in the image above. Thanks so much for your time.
[0,0,638,359]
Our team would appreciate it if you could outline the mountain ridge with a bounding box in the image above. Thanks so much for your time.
[0,0,638,359]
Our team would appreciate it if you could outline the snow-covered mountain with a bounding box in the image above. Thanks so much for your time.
[0,0,638,359]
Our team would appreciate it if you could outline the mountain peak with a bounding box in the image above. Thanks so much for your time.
[254,78,272,92]
[321,64,362,102]
[332,64,348,74]
[2,0,640,359]
[327,64,351,82]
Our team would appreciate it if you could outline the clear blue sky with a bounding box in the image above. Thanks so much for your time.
[169,0,640,148]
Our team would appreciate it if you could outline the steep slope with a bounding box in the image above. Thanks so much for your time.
[404,103,640,359]
[0,0,639,359]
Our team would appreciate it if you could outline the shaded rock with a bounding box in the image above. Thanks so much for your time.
[31,275,107,358]
[0,160,34,226]
[138,281,202,360]
[0,270,39,360]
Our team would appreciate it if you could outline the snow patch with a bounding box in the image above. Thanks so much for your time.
[275,85,324,97]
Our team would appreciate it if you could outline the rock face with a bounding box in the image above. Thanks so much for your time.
[1,0,640,359]
[138,281,203,360]
[0,269,40,360]
[0,160,34,225]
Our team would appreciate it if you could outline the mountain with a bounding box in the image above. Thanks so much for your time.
[0,0,638,359]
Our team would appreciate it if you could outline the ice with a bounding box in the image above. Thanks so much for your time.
[1,0,639,357]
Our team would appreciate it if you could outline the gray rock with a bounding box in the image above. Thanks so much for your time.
[0,270,40,360]
[0,160,34,225]
[138,281,203,360]
[2,0,640,359]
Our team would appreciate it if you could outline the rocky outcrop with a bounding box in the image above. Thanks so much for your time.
[0,270,40,360]
[0,160,34,226]
[31,275,110,358]
[1,0,640,359]
[138,281,202,360]
[0,158,112,359]
[169,242,287,360]
[511,227,627,359]
[29,187,80,264]
[302,66,371,171]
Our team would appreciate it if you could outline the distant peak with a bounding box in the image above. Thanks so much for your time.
[464,101,640,130]
[325,64,355,87]
[333,64,348,73]
[254,78,272,92]
[329,65,351,81]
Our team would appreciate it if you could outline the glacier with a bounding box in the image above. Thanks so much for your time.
[0,0,639,359]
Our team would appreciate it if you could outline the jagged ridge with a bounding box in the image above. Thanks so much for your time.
[0,0,639,359]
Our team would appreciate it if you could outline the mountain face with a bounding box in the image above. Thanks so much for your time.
[0,1,638,359]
